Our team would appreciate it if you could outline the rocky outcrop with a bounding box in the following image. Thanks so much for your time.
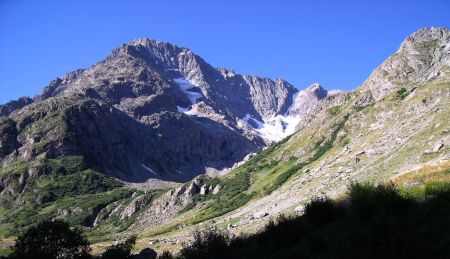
[360,27,450,100]
[0,96,33,117]
[0,117,19,157]
[288,83,329,116]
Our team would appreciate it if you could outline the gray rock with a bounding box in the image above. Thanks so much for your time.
[200,185,209,195]
[212,184,221,194]
[0,96,33,116]
[253,211,268,219]
[432,142,444,152]
[359,27,450,101]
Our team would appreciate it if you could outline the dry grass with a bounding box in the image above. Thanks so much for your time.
[389,160,450,186]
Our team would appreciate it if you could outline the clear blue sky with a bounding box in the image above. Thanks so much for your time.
[0,0,449,104]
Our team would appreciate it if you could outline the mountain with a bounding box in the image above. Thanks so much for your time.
[0,35,339,235]
[0,27,448,253]
[0,36,342,185]
[118,27,449,249]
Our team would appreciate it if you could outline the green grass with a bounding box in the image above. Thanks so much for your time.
[174,116,350,228]
[341,137,350,146]
[0,155,143,240]
[327,105,341,116]
[352,103,374,112]
[0,247,12,257]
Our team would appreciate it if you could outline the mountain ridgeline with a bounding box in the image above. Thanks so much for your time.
[0,37,335,184]
[0,27,449,252]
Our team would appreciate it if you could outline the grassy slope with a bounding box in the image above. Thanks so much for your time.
[136,71,449,245]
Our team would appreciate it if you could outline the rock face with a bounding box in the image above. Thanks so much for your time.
[1,37,344,184]
[0,96,33,117]
[0,118,19,157]
[288,83,335,116]
[360,27,450,101]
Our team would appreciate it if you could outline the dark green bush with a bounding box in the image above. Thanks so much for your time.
[101,235,136,259]
[10,220,91,259]
[179,228,230,259]
[304,197,340,226]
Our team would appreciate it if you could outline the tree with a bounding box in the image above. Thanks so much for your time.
[11,220,91,259]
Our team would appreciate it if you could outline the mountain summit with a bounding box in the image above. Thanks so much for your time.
[0,37,339,185]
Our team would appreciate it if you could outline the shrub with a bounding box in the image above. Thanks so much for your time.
[179,228,230,259]
[157,251,174,259]
[101,235,136,259]
[11,220,91,259]
[395,87,409,100]
[348,182,414,220]
[304,197,339,226]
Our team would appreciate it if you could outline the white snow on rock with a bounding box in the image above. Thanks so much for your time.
[174,78,203,104]
[141,163,160,176]
[177,105,196,116]
[286,91,300,115]
[177,105,189,113]
[243,113,301,142]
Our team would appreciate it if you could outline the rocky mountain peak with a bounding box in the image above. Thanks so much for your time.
[359,27,450,101]
[304,83,327,98]
[399,27,450,51]
[0,36,307,183]
[287,83,330,117]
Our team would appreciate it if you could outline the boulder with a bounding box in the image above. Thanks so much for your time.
[253,211,268,219]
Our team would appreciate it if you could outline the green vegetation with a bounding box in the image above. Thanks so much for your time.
[262,162,305,195]
[327,105,341,116]
[178,136,293,219]
[341,137,350,146]
[176,116,349,229]
[352,103,374,112]
[264,115,348,194]
[8,220,91,259]
[101,235,138,259]
[395,87,410,100]
[4,220,152,259]
[0,155,146,240]
[5,183,449,258]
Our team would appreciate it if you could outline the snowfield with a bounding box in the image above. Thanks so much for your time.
[244,113,301,142]
[174,77,204,115]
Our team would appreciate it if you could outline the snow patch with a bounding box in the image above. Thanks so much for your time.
[141,163,160,176]
[177,105,196,116]
[244,114,301,142]
[177,106,189,113]
[286,91,300,115]
[174,78,203,104]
